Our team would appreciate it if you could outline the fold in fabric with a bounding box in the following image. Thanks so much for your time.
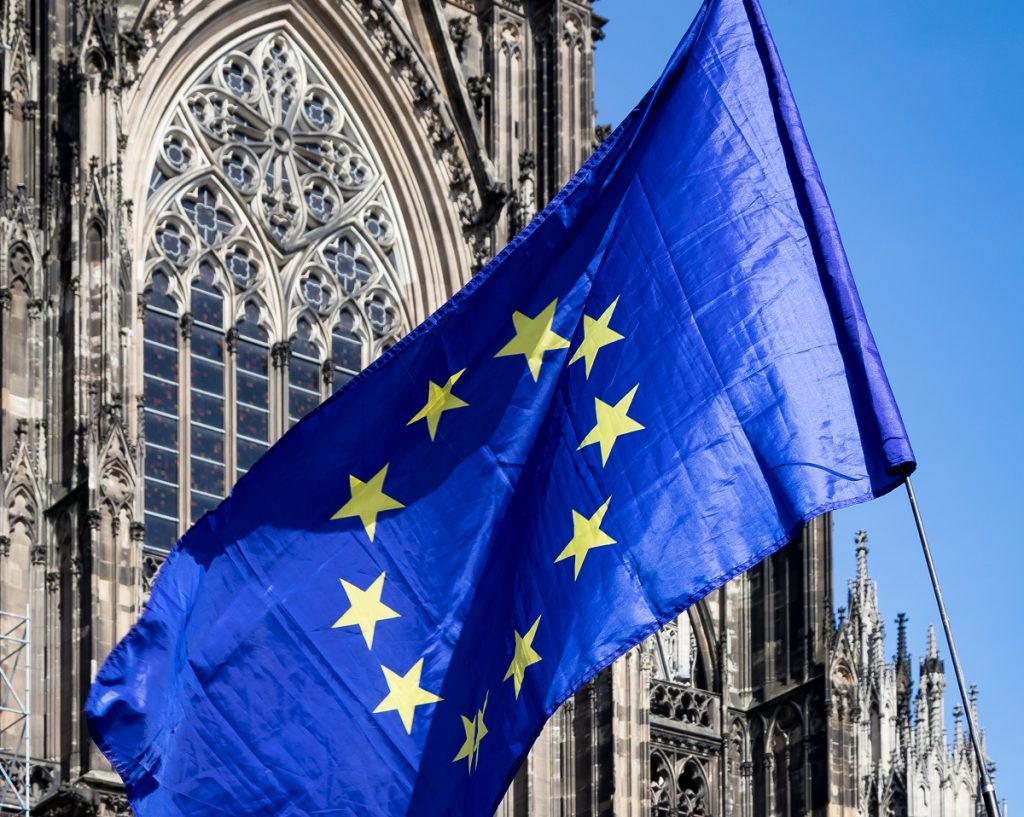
[86,0,914,814]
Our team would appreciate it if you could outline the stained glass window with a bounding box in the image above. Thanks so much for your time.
[289,321,321,427]
[189,265,226,523]
[332,310,362,392]
[141,29,415,557]
[236,305,269,480]
[143,272,180,552]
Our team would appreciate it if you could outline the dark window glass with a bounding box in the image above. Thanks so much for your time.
[289,384,320,423]
[144,310,179,348]
[190,277,225,523]
[332,317,361,381]
[191,424,225,462]
[149,169,165,199]
[236,316,269,479]
[191,391,224,428]
[191,458,224,496]
[156,224,192,265]
[237,438,269,473]
[238,310,266,340]
[288,325,321,425]
[191,356,224,395]
[146,412,178,449]
[290,351,319,391]
[367,296,394,335]
[237,370,268,407]
[237,342,268,378]
[144,297,180,554]
[144,376,178,414]
[144,513,178,552]
[144,445,178,484]
[191,325,224,361]
[193,288,223,328]
[143,339,179,381]
[237,404,269,442]
[190,491,221,522]
[332,370,354,393]
[144,480,178,517]
[324,238,372,294]
[184,188,233,247]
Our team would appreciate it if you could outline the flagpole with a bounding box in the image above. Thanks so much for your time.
[904,477,1001,817]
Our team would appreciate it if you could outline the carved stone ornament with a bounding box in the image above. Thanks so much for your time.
[144,28,410,364]
[448,15,472,60]
[650,679,716,730]
[100,469,133,505]
[466,75,491,117]
[100,793,132,815]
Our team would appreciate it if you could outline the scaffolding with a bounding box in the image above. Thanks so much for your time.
[0,608,29,816]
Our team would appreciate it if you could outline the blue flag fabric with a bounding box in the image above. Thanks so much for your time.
[87,0,915,813]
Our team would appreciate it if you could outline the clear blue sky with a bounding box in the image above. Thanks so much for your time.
[594,0,1023,805]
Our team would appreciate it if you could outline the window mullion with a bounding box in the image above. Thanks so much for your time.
[179,312,193,537]
[320,359,331,403]
[272,341,290,443]
[224,327,239,489]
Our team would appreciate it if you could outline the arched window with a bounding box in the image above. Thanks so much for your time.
[188,262,226,522]
[86,223,104,270]
[651,751,710,817]
[728,720,750,817]
[771,706,805,817]
[235,303,270,480]
[288,319,321,427]
[142,272,181,551]
[140,29,413,555]
[332,308,362,391]
[830,665,858,810]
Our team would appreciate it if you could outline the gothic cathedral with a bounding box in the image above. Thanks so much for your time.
[0,0,993,814]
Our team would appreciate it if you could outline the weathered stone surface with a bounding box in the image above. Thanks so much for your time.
[0,1,988,814]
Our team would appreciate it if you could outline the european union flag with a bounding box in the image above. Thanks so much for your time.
[86,0,915,813]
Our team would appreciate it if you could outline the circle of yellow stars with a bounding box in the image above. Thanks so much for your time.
[327,294,639,775]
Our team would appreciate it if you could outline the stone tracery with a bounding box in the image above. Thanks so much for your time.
[140,29,412,551]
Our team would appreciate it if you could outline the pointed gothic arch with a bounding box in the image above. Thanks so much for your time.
[121,0,473,325]
[130,17,466,554]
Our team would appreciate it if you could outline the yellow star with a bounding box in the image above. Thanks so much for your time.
[332,572,400,649]
[373,658,443,734]
[331,464,405,541]
[494,299,570,381]
[569,297,624,378]
[555,498,616,579]
[452,692,489,773]
[503,616,542,699]
[578,384,645,466]
[406,369,470,440]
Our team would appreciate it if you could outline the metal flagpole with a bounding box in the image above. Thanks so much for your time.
[904,477,1000,817]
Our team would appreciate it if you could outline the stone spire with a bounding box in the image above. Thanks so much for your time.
[894,613,912,729]
[952,704,965,753]
[925,624,939,662]
[855,529,869,590]
[918,624,946,750]
[895,613,909,666]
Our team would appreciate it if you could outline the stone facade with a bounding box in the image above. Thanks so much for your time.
[499,524,997,817]
[0,0,994,814]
